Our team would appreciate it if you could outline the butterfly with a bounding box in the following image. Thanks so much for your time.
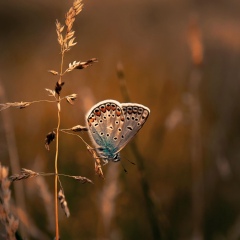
[86,99,150,164]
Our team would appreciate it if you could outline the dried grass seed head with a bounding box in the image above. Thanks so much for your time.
[71,125,88,132]
[58,189,70,218]
[9,168,39,182]
[72,176,93,184]
[66,94,77,105]
[45,131,56,151]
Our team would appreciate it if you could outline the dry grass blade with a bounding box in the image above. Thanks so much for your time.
[95,158,104,179]
[66,31,75,41]
[9,168,39,182]
[71,125,88,132]
[87,147,104,178]
[45,88,56,97]
[73,0,83,14]
[58,189,70,218]
[60,0,83,52]
[65,93,77,105]
[56,20,64,46]
[65,0,83,32]
[65,58,97,73]
[48,70,59,76]
[72,176,93,184]
[45,131,56,151]
[66,60,81,72]
[68,37,77,47]
[0,102,31,111]
[0,163,19,239]
[75,58,98,70]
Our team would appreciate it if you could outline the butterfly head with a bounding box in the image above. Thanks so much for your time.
[96,147,120,163]
[112,153,121,162]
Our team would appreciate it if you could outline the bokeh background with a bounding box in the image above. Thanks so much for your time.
[1,0,240,239]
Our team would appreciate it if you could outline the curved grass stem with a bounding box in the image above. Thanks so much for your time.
[54,105,61,240]
[54,49,64,240]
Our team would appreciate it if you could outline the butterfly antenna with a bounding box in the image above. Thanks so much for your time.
[122,155,136,165]
[121,162,128,173]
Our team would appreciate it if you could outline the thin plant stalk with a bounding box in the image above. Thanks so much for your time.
[54,108,60,239]
[116,64,162,240]
[54,48,65,240]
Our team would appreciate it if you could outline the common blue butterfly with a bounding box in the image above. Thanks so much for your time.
[86,99,150,163]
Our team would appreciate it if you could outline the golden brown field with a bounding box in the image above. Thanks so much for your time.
[0,0,240,239]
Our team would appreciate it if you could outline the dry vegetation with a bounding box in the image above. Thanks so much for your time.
[0,0,240,239]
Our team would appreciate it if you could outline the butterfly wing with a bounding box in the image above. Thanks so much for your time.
[86,100,125,157]
[115,103,150,152]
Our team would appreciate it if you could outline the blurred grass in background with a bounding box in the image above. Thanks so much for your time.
[1,0,240,239]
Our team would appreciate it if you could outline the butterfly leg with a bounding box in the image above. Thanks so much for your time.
[102,158,109,166]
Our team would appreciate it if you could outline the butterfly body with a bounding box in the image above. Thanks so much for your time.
[86,99,150,163]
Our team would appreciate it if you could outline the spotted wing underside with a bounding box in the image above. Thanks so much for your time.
[86,100,125,153]
[116,103,150,152]
[85,100,150,158]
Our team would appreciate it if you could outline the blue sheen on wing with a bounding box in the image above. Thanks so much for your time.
[86,99,150,163]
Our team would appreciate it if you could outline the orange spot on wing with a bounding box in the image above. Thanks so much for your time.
[100,106,106,113]
[106,104,111,111]
[111,104,116,111]
[116,110,121,116]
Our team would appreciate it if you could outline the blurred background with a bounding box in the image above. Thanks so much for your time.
[0,0,240,239]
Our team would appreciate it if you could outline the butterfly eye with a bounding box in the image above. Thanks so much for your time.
[113,154,119,161]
